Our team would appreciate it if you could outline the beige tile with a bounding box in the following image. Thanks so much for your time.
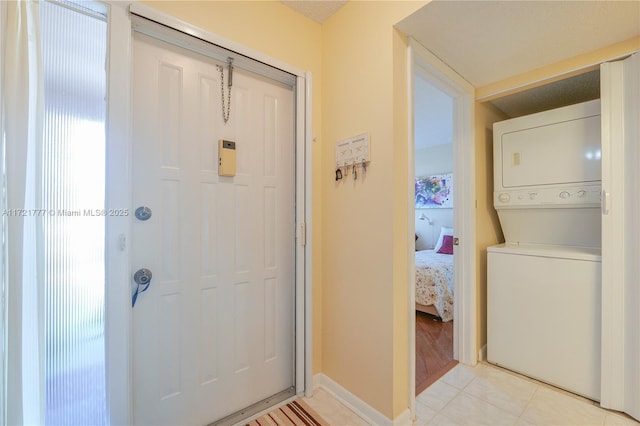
[474,363,539,386]
[304,387,357,421]
[515,416,535,425]
[463,365,537,416]
[605,411,640,425]
[440,365,477,390]
[414,400,437,425]
[427,413,464,425]
[467,362,494,375]
[416,380,460,411]
[519,386,607,426]
[439,392,519,425]
[306,367,639,426]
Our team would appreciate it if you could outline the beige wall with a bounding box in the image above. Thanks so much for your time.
[391,26,413,418]
[321,2,424,419]
[141,0,325,374]
[473,102,506,350]
[415,144,453,176]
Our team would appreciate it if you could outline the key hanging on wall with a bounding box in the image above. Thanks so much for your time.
[334,133,371,183]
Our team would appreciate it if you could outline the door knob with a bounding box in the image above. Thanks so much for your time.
[132,268,153,307]
[134,268,153,285]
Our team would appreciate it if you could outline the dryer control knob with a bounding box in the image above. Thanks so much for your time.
[577,190,587,198]
[498,193,511,203]
[559,191,571,199]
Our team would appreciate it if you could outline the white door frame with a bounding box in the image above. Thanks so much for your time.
[104,3,312,423]
[104,3,134,424]
[407,38,476,417]
[0,2,6,423]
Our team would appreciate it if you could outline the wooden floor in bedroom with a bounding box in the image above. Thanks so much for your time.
[415,310,457,395]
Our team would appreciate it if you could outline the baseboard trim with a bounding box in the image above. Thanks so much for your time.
[313,374,411,426]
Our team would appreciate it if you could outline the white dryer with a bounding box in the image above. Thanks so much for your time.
[487,99,602,401]
[492,99,602,248]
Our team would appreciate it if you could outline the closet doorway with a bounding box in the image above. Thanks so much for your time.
[407,38,476,404]
[413,65,457,394]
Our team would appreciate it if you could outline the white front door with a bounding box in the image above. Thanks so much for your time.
[130,31,296,425]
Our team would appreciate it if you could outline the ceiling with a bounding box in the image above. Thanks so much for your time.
[397,1,640,89]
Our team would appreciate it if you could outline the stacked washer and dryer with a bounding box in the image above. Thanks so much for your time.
[487,99,602,401]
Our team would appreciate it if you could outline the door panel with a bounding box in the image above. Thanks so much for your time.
[131,32,295,425]
[600,52,640,421]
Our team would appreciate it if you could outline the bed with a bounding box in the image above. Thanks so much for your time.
[415,249,454,322]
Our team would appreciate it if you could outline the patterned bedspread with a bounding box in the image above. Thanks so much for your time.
[415,250,454,322]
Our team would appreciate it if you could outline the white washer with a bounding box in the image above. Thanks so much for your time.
[487,243,601,401]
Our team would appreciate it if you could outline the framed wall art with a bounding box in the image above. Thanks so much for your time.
[415,173,453,208]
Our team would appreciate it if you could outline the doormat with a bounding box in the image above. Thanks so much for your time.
[246,399,328,426]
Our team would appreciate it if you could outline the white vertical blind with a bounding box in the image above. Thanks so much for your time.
[40,1,107,424]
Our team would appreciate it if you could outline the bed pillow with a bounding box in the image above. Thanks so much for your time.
[437,234,454,254]
[433,226,453,252]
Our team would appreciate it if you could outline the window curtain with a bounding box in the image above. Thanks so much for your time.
[2,1,45,424]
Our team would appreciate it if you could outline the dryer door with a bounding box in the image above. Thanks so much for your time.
[500,113,601,188]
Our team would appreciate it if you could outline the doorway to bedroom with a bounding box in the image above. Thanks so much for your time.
[413,67,457,395]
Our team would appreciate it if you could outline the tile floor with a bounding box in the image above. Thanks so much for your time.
[303,362,640,425]
[303,386,370,426]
